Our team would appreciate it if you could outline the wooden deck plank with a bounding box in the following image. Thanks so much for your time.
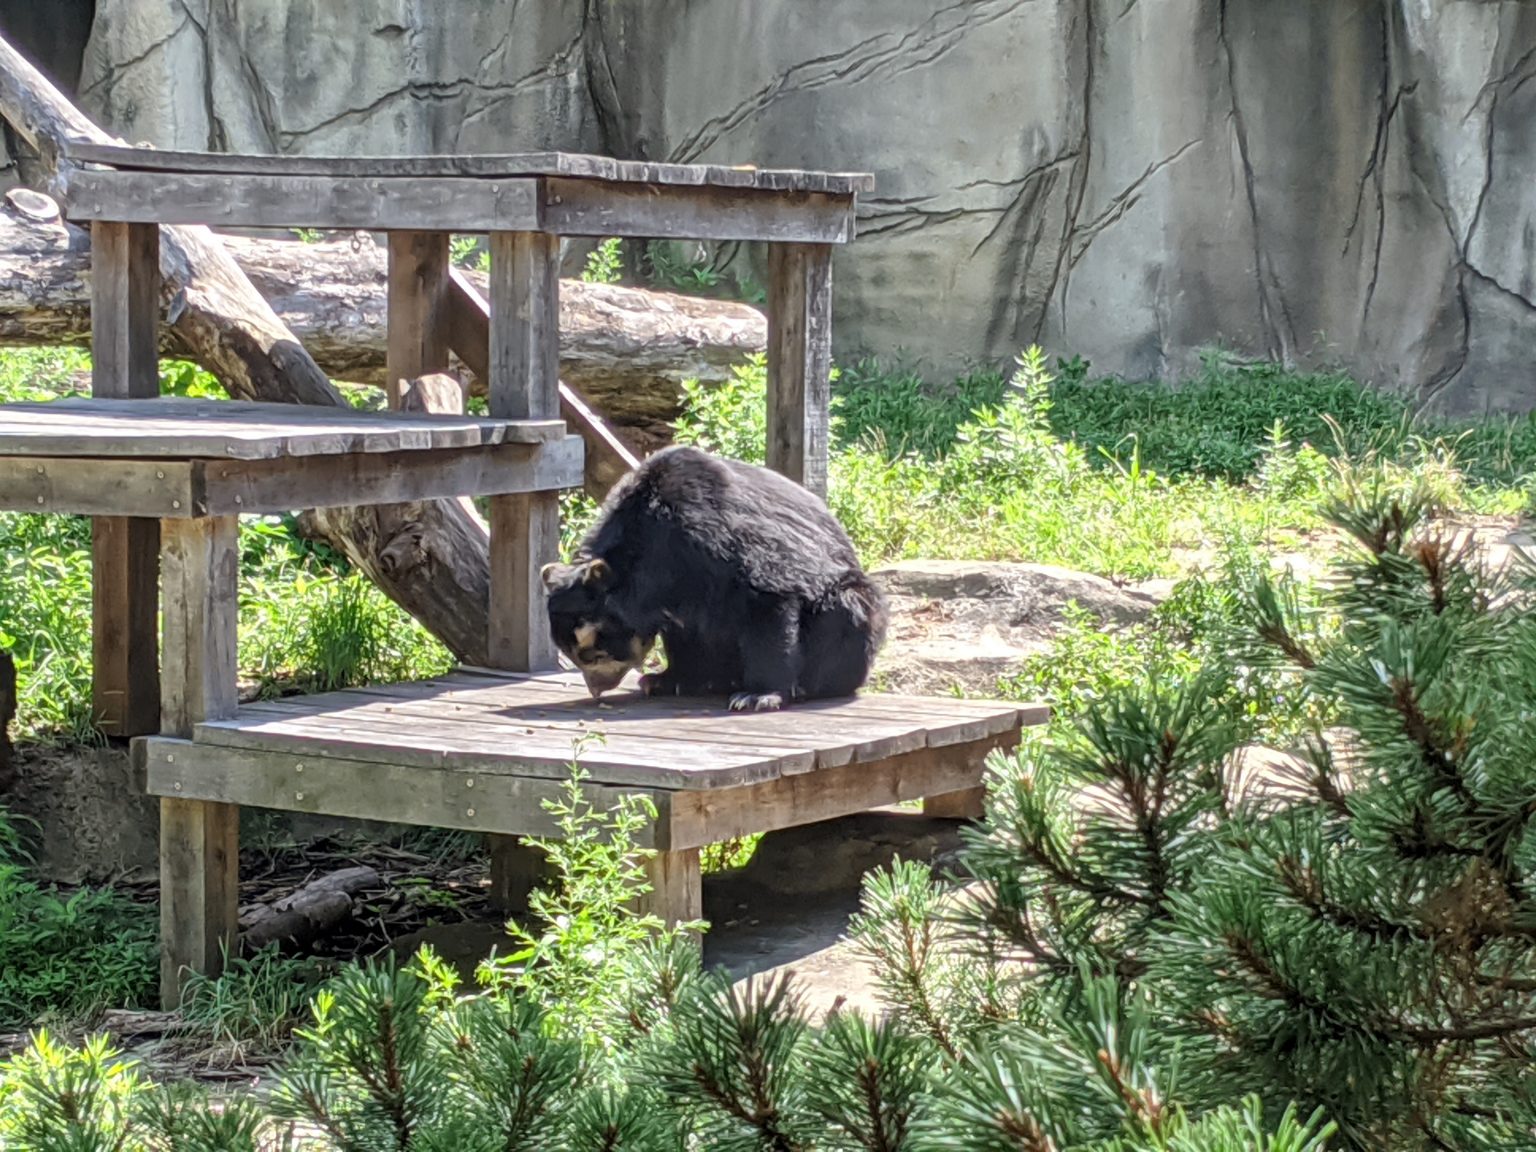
[251,675,972,767]
[0,439,585,519]
[254,685,891,771]
[62,140,877,195]
[193,709,804,790]
[61,169,542,232]
[0,398,563,458]
[137,737,672,848]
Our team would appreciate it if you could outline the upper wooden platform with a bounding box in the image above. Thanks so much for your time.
[0,397,582,518]
[135,668,1047,850]
[56,140,876,242]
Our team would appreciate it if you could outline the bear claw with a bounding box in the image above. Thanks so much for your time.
[729,692,785,712]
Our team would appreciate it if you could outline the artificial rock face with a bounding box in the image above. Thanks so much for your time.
[79,0,1536,415]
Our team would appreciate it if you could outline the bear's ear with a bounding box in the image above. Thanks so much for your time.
[583,557,614,589]
[540,562,564,589]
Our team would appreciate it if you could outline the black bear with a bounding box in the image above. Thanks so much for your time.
[540,445,888,712]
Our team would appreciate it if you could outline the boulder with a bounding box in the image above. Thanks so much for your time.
[870,559,1160,696]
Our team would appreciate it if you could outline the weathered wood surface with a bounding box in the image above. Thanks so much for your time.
[89,218,161,738]
[158,512,241,1008]
[766,243,834,498]
[0,438,584,519]
[159,669,1039,791]
[240,865,380,952]
[0,35,551,665]
[136,736,673,849]
[0,192,756,465]
[62,170,543,233]
[539,179,856,244]
[0,397,564,458]
[385,231,451,408]
[61,140,877,196]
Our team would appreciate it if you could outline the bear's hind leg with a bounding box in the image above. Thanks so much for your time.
[640,628,735,698]
[730,599,801,712]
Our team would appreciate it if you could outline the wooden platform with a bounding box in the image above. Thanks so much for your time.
[135,669,1046,923]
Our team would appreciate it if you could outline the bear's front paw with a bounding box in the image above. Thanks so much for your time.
[729,691,785,712]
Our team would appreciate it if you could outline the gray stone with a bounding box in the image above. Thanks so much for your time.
[5,745,159,884]
[870,559,1160,695]
[68,1,1536,414]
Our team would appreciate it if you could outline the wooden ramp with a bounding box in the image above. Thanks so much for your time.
[136,669,1046,925]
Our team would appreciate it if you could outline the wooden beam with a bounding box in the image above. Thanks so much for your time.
[444,269,639,502]
[486,232,563,674]
[542,178,856,244]
[386,231,451,409]
[765,243,833,499]
[158,514,240,1009]
[135,737,671,849]
[60,170,541,232]
[89,219,160,738]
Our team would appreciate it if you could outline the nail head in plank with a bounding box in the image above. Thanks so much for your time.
[61,170,542,232]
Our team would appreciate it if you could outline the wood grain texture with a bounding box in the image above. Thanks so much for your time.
[923,786,989,820]
[61,140,877,195]
[634,849,703,930]
[0,397,563,458]
[488,231,563,674]
[89,220,160,738]
[0,440,583,518]
[385,231,451,409]
[487,835,553,914]
[765,243,833,498]
[156,513,241,1010]
[137,737,670,849]
[541,179,856,243]
[61,170,541,232]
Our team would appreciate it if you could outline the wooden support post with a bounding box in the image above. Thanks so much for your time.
[765,242,833,500]
[158,514,240,1009]
[923,786,989,821]
[386,231,452,410]
[90,220,161,738]
[486,230,562,673]
[485,231,564,903]
[634,848,704,929]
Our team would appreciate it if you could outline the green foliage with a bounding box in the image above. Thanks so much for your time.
[449,233,490,273]
[582,237,625,284]
[0,810,156,1027]
[477,743,707,1049]
[176,944,331,1060]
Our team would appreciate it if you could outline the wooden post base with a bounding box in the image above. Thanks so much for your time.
[633,848,703,929]
[159,796,240,1009]
[487,833,554,914]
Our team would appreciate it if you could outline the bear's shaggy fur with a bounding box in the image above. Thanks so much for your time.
[540,445,887,711]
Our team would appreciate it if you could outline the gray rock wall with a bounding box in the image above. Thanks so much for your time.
[76,0,1536,414]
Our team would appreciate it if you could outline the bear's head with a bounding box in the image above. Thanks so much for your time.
[539,557,655,699]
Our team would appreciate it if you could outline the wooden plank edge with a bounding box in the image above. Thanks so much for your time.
[133,736,673,848]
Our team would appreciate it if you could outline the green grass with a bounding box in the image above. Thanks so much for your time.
[1,338,1532,1036]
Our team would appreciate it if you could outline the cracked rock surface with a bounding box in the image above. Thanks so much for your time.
[75,0,1536,414]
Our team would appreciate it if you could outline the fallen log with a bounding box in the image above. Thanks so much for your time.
[238,865,381,952]
[0,34,493,664]
[0,196,765,443]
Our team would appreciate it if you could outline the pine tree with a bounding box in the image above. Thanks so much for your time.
[945,470,1536,1149]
